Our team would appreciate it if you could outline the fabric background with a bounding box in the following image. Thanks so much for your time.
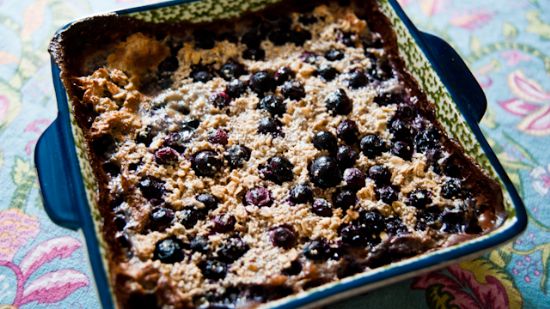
[0,0,548,308]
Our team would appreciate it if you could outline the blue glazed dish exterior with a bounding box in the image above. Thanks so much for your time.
[35,1,528,308]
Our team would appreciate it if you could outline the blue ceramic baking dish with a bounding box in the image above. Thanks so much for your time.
[35,0,528,308]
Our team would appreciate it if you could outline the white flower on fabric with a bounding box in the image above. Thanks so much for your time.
[531,164,550,196]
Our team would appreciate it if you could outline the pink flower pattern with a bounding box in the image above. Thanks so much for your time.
[499,70,550,135]
[0,210,89,306]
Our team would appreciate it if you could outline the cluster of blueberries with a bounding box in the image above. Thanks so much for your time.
[94,9,485,293]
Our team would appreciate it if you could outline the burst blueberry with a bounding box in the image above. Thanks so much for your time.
[224,145,252,169]
[259,156,294,184]
[311,198,333,217]
[245,187,273,207]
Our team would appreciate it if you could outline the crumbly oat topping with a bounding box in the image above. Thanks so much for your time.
[68,1,502,308]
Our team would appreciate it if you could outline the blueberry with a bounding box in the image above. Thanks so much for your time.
[282,259,303,276]
[164,131,192,154]
[290,30,312,46]
[270,225,297,249]
[303,239,331,260]
[275,67,295,85]
[343,168,365,191]
[336,119,359,144]
[245,187,273,207]
[360,134,387,158]
[259,156,294,184]
[368,165,391,185]
[359,210,386,234]
[336,145,358,168]
[281,80,306,100]
[388,118,413,141]
[189,236,209,253]
[200,259,227,280]
[394,104,415,120]
[347,69,368,89]
[92,134,116,159]
[312,131,338,153]
[113,213,126,230]
[391,141,413,160]
[442,156,463,178]
[115,231,131,248]
[415,207,441,231]
[153,238,184,263]
[180,206,203,228]
[243,47,266,61]
[407,189,431,208]
[241,28,264,48]
[340,223,368,246]
[150,207,174,231]
[191,66,213,83]
[218,32,238,43]
[289,184,313,204]
[155,147,179,165]
[340,32,357,47]
[332,188,357,210]
[298,15,317,25]
[258,94,286,116]
[226,79,248,98]
[325,89,352,115]
[269,29,290,45]
[217,236,249,262]
[249,71,276,95]
[209,92,231,108]
[300,51,318,64]
[139,176,165,200]
[309,156,341,188]
[102,161,120,176]
[369,58,394,81]
[442,178,462,199]
[219,60,245,81]
[373,92,402,106]
[191,150,223,177]
[440,208,466,233]
[208,129,228,145]
[158,56,179,72]
[325,49,344,61]
[311,198,332,217]
[136,126,154,147]
[376,185,399,204]
[212,214,236,233]
[194,29,216,49]
[414,127,441,153]
[196,193,219,212]
[385,216,408,235]
[316,64,338,81]
[224,145,252,169]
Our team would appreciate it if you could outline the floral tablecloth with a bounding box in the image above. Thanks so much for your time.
[0,0,548,308]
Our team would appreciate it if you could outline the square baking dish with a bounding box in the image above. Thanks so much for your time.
[35,0,528,308]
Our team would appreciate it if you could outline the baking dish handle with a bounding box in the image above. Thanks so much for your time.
[35,117,81,230]
[418,32,487,123]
